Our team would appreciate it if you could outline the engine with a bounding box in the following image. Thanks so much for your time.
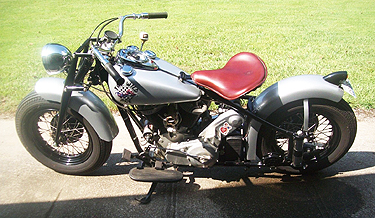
[137,102,244,168]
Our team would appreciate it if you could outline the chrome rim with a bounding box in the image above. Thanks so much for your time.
[35,109,92,165]
[275,112,336,159]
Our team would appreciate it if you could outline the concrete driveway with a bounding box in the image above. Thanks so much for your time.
[1,113,375,218]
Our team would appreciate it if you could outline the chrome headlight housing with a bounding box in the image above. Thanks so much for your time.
[41,43,72,75]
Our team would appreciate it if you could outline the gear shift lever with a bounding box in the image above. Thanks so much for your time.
[139,32,149,51]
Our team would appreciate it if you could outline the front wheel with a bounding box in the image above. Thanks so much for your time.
[15,91,112,175]
[257,99,357,173]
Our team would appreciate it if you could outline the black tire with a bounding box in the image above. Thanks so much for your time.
[15,91,112,175]
[257,99,357,173]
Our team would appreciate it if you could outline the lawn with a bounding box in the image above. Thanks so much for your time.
[0,0,374,115]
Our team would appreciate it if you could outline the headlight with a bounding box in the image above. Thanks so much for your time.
[41,43,72,75]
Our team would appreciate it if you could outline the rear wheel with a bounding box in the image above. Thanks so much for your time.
[257,99,357,173]
[15,91,112,175]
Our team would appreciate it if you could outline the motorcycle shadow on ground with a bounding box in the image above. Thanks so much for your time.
[2,152,374,218]
[94,151,375,178]
[88,151,375,217]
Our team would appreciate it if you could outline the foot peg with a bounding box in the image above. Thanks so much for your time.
[129,167,183,204]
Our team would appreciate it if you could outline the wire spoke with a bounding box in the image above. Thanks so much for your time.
[37,110,90,157]
[276,112,334,152]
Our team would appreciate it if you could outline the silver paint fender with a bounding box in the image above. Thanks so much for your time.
[35,78,119,142]
[246,75,344,161]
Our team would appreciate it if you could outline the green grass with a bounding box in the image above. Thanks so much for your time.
[1,0,374,115]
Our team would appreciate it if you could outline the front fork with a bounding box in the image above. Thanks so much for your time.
[54,57,78,144]
[54,41,92,144]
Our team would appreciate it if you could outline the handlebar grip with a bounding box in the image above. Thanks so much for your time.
[148,12,168,19]
[104,63,125,85]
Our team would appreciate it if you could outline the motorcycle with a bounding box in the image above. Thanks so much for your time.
[15,12,357,203]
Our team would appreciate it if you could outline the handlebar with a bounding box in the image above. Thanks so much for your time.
[89,12,168,86]
[118,12,168,40]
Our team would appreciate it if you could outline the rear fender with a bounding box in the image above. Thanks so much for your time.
[246,74,344,161]
[35,78,119,142]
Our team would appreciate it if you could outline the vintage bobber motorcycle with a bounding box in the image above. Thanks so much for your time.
[16,12,357,203]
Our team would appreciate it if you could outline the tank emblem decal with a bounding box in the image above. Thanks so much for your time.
[114,81,138,103]
[219,122,232,135]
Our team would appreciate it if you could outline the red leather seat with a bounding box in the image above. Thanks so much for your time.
[191,52,267,100]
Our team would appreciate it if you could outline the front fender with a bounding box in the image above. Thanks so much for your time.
[35,78,119,142]
[246,74,344,161]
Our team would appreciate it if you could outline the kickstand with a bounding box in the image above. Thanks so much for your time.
[137,182,158,204]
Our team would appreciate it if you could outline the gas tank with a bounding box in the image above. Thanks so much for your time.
[108,57,201,105]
